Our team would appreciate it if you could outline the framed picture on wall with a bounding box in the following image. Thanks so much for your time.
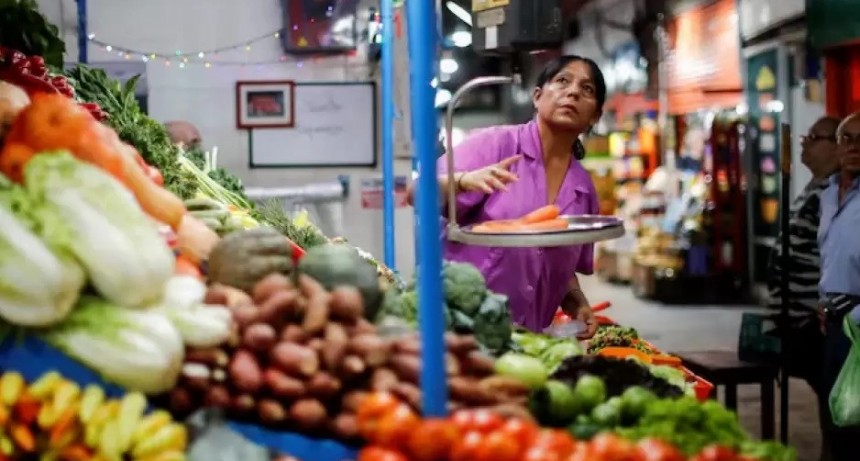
[236,80,296,129]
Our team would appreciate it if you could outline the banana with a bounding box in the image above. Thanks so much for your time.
[131,411,172,447]
[0,373,25,406]
[78,385,105,424]
[116,393,147,453]
[28,372,63,400]
[130,423,186,459]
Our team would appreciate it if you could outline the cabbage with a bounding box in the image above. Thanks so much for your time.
[42,296,184,394]
[0,184,85,326]
[23,153,175,308]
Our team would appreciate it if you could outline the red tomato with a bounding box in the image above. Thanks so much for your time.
[522,446,564,461]
[451,431,485,461]
[636,438,685,461]
[406,419,460,461]
[589,433,643,461]
[498,418,540,449]
[357,394,407,440]
[373,404,421,449]
[449,409,504,434]
[567,443,597,461]
[690,445,740,461]
[532,429,578,458]
[474,430,522,461]
[357,447,408,461]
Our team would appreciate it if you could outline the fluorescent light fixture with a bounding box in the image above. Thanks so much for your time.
[440,57,459,74]
[451,30,472,47]
[446,1,472,27]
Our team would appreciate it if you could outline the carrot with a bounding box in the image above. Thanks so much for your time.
[174,255,202,279]
[519,204,561,224]
[58,444,93,461]
[10,423,35,452]
[49,408,78,447]
[473,218,568,233]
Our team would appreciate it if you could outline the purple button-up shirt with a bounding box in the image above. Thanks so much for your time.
[438,120,599,332]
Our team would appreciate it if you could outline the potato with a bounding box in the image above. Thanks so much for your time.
[349,318,378,336]
[477,376,531,401]
[329,286,364,323]
[347,334,392,368]
[339,355,367,379]
[185,348,230,368]
[252,273,294,305]
[280,324,308,344]
[228,350,264,393]
[168,387,194,414]
[448,377,496,405]
[232,305,259,328]
[302,292,331,335]
[243,323,278,352]
[233,394,256,415]
[289,399,328,430]
[297,275,327,299]
[203,284,230,306]
[341,391,370,413]
[489,403,536,423]
[307,372,342,399]
[445,353,461,376]
[389,354,421,383]
[391,383,421,410]
[307,338,325,355]
[258,290,300,326]
[263,369,306,399]
[392,335,421,355]
[269,343,319,377]
[322,323,349,371]
[330,413,360,440]
[461,350,496,377]
[258,399,288,425]
[370,368,399,393]
[444,333,478,355]
[212,284,254,309]
[204,385,232,408]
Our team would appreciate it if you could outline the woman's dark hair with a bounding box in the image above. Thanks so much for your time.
[535,55,607,160]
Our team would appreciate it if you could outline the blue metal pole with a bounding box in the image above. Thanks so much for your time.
[381,0,396,271]
[76,0,88,63]
[405,0,447,417]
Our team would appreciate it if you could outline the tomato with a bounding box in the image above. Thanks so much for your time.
[406,419,460,461]
[449,409,504,434]
[532,429,578,458]
[357,447,408,461]
[474,430,522,461]
[498,418,539,449]
[635,438,685,461]
[373,404,421,449]
[357,394,408,440]
[690,445,739,461]
[589,433,643,461]
[522,446,564,461]
[451,431,485,461]
[567,443,597,461]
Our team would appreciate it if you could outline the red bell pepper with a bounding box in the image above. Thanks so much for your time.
[287,238,305,263]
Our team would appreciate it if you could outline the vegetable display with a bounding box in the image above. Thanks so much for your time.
[587,326,657,355]
[510,330,584,373]
[550,356,683,399]
[0,371,188,461]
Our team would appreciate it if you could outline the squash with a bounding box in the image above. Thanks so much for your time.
[207,227,294,293]
[297,244,383,320]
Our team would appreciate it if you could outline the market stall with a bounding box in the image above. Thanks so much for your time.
[0,1,796,460]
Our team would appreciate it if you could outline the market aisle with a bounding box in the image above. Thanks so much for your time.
[580,275,822,461]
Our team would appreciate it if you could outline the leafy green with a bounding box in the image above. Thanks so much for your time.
[252,200,329,250]
[473,292,512,354]
[0,0,65,68]
[442,261,487,314]
[512,330,583,372]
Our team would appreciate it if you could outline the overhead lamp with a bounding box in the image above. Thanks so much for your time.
[450,31,472,48]
[446,1,472,27]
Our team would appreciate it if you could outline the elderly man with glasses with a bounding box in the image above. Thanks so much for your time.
[817,111,860,461]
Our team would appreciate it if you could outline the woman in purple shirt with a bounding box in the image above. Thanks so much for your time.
[436,56,606,338]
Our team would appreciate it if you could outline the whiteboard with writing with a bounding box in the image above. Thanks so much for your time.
[249,82,377,167]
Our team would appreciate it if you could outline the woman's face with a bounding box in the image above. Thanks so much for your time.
[533,60,601,132]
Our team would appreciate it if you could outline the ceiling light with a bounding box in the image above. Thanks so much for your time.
[446,1,472,27]
[450,31,472,48]
[440,57,459,74]
[435,89,453,108]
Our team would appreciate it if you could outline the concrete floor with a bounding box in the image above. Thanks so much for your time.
[580,275,822,461]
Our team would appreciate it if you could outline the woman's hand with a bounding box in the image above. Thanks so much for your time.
[575,305,599,339]
[458,155,522,194]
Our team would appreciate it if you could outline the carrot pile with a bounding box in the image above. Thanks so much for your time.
[472,205,568,234]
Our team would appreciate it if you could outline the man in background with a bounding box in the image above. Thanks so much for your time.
[817,111,860,461]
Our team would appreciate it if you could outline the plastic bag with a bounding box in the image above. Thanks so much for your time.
[828,316,860,427]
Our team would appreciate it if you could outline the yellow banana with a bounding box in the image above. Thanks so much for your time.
[84,401,119,448]
[131,411,172,447]
[98,423,122,461]
[116,392,147,453]
[29,372,63,400]
[134,450,186,461]
[0,372,25,406]
[79,385,106,424]
[37,401,56,430]
[0,435,13,455]
[130,423,187,459]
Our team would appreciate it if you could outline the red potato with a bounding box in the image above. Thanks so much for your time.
[389,354,421,383]
[477,376,531,401]
[307,372,342,399]
[392,335,421,355]
[228,349,264,393]
[306,338,325,355]
[444,333,479,355]
[281,324,308,344]
[348,334,392,368]
[297,274,327,299]
[339,355,367,379]
[211,284,253,309]
[269,342,319,377]
[461,350,497,377]
[203,284,230,306]
[289,399,328,430]
[322,323,349,371]
[185,348,230,368]
[302,292,331,335]
[489,403,535,423]
[328,286,364,323]
[370,368,399,393]
[242,323,278,352]
[252,273,294,305]
[330,413,360,440]
[445,353,461,376]
[263,369,306,399]
[204,385,232,408]
[232,304,259,328]
[349,318,378,336]
[168,387,195,414]
[233,394,256,415]
[257,290,300,326]
[391,383,421,410]
[448,377,496,406]
[258,399,288,425]
[341,391,370,413]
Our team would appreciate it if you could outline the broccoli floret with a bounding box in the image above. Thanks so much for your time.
[443,262,487,314]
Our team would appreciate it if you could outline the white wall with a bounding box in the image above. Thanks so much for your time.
[39,0,425,278]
